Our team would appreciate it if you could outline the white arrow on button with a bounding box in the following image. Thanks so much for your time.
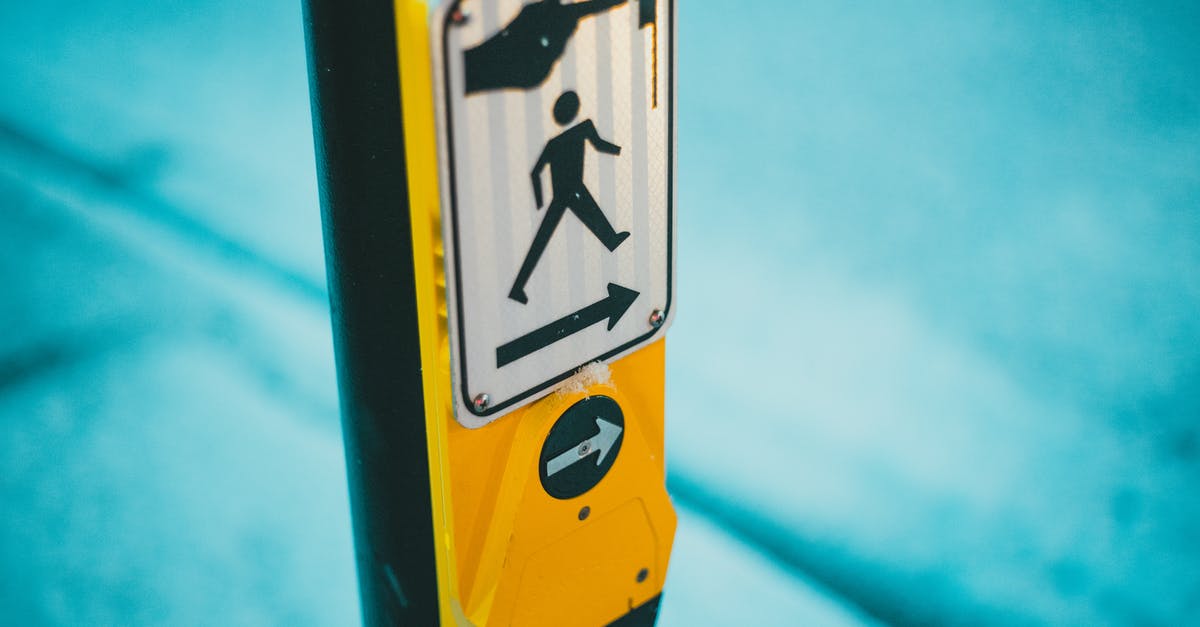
[545,417,623,478]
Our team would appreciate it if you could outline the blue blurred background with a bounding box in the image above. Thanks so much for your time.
[2,1,1198,625]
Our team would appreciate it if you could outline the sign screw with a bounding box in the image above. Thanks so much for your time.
[472,393,490,411]
[450,8,470,25]
[648,309,665,328]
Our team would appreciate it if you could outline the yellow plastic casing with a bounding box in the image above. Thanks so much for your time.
[395,2,677,625]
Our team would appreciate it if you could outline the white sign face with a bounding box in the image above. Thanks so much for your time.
[431,0,676,427]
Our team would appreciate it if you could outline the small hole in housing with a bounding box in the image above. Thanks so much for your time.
[578,506,591,521]
[636,568,649,583]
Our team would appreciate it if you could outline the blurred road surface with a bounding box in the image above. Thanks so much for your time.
[2,1,1198,625]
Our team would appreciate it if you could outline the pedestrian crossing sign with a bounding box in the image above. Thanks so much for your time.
[432,0,676,426]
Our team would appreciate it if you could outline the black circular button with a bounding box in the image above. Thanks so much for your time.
[538,396,625,500]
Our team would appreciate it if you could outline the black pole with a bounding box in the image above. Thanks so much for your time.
[302,2,440,625]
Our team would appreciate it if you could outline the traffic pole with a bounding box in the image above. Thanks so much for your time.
[304,2,677,625]
[304,2,441,624]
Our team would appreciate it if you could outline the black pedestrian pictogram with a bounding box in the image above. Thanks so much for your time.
[509,91,629,305]
[463,0,627,95]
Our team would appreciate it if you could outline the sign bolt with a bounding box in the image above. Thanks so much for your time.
[450,8,470,25]
[648,309,665,328]
[472,393,490,411]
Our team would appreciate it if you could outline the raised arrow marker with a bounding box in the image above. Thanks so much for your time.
[496,283,639,368]
[545,417,624,478]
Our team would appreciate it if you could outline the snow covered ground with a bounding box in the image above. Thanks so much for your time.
[2,1,1198,625]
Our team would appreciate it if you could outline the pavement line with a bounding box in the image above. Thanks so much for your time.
[0,119,328,304]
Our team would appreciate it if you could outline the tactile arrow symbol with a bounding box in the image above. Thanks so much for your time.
[545,417,623,478]
[496,283,639,368]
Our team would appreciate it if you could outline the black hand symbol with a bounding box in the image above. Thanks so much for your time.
[462,0,627,95]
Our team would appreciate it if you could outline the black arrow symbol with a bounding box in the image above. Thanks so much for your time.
[496,283,639,368]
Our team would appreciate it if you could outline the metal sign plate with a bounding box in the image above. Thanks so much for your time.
[432,0,676,426]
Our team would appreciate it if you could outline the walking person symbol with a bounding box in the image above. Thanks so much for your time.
[509,91,629,304]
